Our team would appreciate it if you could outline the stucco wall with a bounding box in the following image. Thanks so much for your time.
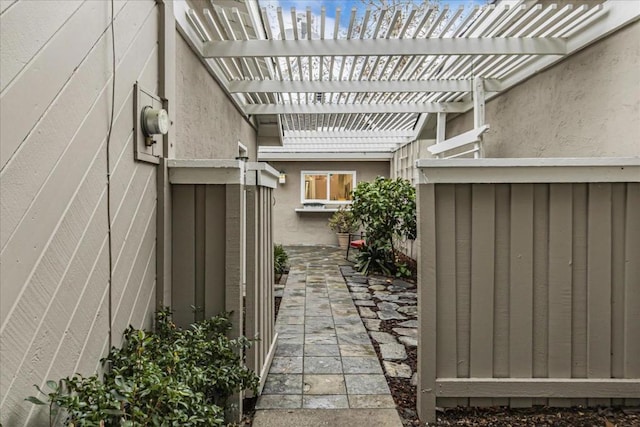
[269,161,390,245]
[175,33,258,160]
[447,21,640,158]
[0,1,160,424]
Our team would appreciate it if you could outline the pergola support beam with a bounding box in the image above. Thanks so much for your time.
[228,79,503,94]
[244,102,471,115]
[204,37,567,58]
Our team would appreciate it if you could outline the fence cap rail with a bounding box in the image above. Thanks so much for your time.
[417,157,640,184]
[168,159,245,185]
[246,162,279,188]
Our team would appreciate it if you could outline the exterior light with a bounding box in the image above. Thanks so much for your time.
[279,171,286,184]
[141,106,169,137]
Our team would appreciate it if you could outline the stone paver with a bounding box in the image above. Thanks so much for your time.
[256,246,398,417]
[383,361,412,379]
[379,343,408,360]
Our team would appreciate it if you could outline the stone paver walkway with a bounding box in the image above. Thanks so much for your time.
[254,246,401,424]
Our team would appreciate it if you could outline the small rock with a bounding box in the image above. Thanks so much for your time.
[410,373,418,386]
[351,292,371,300]
[392,279,415,288]
[383,361,412,378]
[354,300,376,306]
[377,302,399,311]
[368,284,387,291]
[375,294,400,302]
[397,306,417,316]
[377,310,407,321]
[359,307,377,318]
[373,290,391,296]
[349,276,368,284]
[398,336,417,347]
[392,327,417,338]
[380,343,407,360]
[369,331,397,344]
[363,319,382,331]
[397,320,418,328]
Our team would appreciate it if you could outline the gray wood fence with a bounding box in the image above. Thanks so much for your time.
[416,159,640,423]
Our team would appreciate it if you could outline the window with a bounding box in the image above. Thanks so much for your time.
[301,171,356,204]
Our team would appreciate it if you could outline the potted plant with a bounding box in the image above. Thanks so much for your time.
[328,206,359,250]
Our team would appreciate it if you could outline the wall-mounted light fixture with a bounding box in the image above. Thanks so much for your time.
[279,171,287,184]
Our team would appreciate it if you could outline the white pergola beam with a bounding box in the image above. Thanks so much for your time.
[244,102,470,115]
[203,37,567,58]
[284,130,415,138]
[228,79,503,94]
[258,151,394,161]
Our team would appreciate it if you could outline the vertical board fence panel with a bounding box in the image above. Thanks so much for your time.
[416,159,640,423]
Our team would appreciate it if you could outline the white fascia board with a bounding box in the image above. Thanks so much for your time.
[416,157,640,184]
[258,152,394,161]
[245,101,470,115]
[229,79,503,94]
[245,162,280,188]
[168,159,245,184]
[203,37,567,58]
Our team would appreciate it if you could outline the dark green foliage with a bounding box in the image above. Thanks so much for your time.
[351,177,416,277]
[274,243,289,275]
[27,309,258,426]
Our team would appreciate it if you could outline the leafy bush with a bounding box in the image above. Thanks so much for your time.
[27,309,258,427]
[327,206,358,234]
[351,177,416,277]
[274,243,289,275]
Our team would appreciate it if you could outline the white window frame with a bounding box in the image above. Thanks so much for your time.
[300,170,357,205]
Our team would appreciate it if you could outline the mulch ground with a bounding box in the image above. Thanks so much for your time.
[365,277,640,427]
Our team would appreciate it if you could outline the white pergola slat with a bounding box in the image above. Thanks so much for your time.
[174,0,638,156]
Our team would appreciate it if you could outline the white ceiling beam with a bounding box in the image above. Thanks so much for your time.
[284,130,415,138]
[244,102,470,115]
[228,79,503,94]
[203,37,567,58]
[258,151,394,161]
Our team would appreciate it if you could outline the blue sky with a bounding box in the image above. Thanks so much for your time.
[258,0,490,38]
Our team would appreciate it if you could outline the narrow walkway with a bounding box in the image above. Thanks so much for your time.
[253,246,403,427]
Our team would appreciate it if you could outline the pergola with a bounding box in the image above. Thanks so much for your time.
[175,0,638,159]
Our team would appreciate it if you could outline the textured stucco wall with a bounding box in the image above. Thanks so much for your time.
[447,21,640,158]
[175,33,257,160]
[269,161,390,245]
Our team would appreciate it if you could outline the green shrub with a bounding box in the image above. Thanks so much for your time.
[351,177,416,277]
[327,206,358,234]
[27,309,258,427]
[274,244,289,275]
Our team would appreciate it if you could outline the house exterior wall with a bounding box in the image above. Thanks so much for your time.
[446,21,640,158]
[269,161,390,246]
[0,1,161,425]
[175,33,258,161]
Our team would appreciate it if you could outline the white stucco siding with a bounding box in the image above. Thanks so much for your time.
[175,33,258,161]
[269,161,390,246]
[447,21,640,158]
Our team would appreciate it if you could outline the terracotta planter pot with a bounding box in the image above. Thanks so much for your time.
[337,232,350,250]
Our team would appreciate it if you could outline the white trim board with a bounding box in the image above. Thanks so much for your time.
[417,157,640,184]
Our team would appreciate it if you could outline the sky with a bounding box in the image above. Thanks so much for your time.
[258,0,491,39]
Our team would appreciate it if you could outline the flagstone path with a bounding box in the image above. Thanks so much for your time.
[253,246,404,427]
